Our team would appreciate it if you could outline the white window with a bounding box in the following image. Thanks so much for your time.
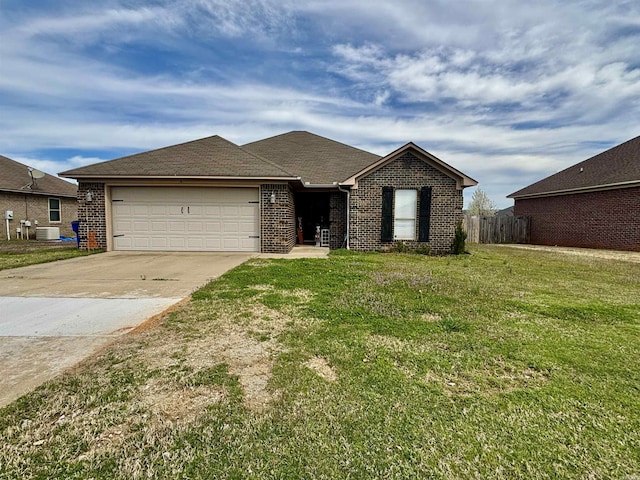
[48,198,61,222]
[394,189,417,240]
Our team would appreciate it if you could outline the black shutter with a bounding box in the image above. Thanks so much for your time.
[381,186,394,242]
[418,187,432,242]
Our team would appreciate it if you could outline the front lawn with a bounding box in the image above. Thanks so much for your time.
[1,245,638,478]
[0,240,98,271]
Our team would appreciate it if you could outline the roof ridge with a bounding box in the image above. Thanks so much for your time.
[244,130,381,158]
[210,136,293,175]
[236,144,297,178]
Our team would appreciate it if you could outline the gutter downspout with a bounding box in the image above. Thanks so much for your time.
[337,185,350,250]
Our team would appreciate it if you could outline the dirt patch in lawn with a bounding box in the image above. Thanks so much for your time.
[137,289,311,412]
[304,356,338,382]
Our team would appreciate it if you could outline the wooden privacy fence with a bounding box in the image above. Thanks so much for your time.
[463,215,530,244]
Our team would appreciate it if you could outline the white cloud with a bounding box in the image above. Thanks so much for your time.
[18,7,165,38]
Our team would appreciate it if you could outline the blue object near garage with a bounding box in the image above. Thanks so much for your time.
[71,220,80,248]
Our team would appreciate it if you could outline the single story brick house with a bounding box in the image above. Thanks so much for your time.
[1,155,78,239]
[508,135,640,252]
[60,131,477,254]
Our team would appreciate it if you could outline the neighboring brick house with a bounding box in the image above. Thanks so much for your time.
[60,131,477,254]
[1,155,77,239]
[508,135,640,251]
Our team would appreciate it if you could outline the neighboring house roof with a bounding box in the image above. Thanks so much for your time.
[0,155,77,198]
[343,142,478,189]
[243,131,381,185]
[60,135,297,180]
[496,206,514,217]
[509,135,640,199]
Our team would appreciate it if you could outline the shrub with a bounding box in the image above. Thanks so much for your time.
[451,220,467,255]
[388,241,431,256]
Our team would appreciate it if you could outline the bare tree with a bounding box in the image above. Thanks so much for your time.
[467,189,497,216]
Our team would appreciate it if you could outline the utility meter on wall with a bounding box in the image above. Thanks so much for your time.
[4,210,13,220]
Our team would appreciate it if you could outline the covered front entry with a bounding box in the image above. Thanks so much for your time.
[110,186,260,252]
[294,192,330,245]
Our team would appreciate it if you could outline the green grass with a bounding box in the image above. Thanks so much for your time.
[0,240,98,270]
[1,245,639,479]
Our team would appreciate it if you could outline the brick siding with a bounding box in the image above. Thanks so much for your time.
[0,191,77,239]
[514,186,640,251]
[77,183,107,250]
[260,184,296,253]
[349,152,463,254]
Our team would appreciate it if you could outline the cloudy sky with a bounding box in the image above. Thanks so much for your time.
[2,0,639,207]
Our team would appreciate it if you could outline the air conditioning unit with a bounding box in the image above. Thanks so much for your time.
[36,227,60,241]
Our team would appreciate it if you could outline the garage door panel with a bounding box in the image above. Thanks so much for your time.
[239,222,256,233]
[239,206,256,216]
[168,221,185,232]
[113,203,131,214]
[168,237,187,248]
[205,221,222,233]
[204,205,221,215]
[150,205,167,215]
[111,187,259,252]
[114,237,132,249]
[223,222,239,233]
[186,238,205,249]
[222,206,239,217]
[133,221,150,232]
[223,238,240,249]
[241,238,259,250]
[133,237,151,248]
[132,205,150,215]
[204,238,222,249]
[187,222,204,232]
[114,220,133,231]
[150,237,168,248]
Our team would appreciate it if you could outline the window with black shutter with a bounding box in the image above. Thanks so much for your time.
[381,186,393,242]
[418,187,432,242]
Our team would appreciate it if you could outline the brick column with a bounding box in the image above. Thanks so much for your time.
[260,184,296,253]
[77,183,107,250]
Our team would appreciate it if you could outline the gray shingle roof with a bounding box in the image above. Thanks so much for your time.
[509,135,640,198]
[60,135,296,179]
[0,155,77,197]
[243,131,381,185]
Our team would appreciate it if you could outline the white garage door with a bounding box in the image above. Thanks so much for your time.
[111,187,260,252]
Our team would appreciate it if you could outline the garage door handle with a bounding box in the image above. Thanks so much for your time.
[188,206,190,214]
[181,207,184,214]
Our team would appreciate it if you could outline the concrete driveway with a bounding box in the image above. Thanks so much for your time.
[0,252,252,406]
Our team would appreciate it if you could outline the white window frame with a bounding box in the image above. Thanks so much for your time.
[48,198,61,223]
[394,189,417,240]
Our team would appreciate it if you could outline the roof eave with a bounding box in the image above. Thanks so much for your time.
[59,174,301,182]
[509,180,640,199]
[0,187,77,198]
[301,182,340,189]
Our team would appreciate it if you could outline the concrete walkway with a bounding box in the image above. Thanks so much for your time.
[0,252,252,406]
